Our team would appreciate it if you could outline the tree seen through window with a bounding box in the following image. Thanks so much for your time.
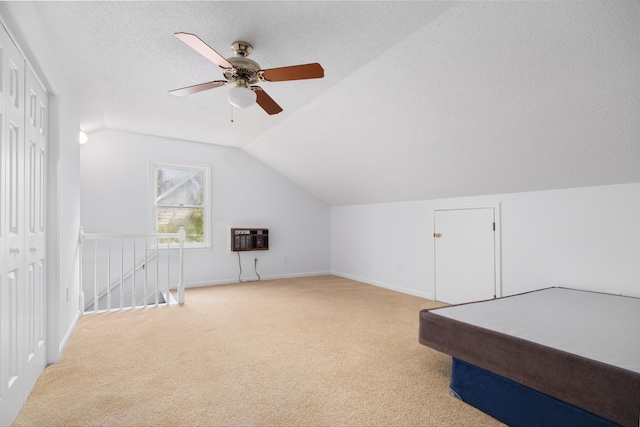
[154,164,207,244]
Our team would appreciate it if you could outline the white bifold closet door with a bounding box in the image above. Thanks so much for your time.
[0,23,48,427]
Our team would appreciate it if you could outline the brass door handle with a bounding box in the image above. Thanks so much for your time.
[433,233,442,238]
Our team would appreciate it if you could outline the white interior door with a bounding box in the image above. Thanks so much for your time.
[0,24,27,426]
[24,65,47,393]
[0,25,47,427]
[434,207,497,304]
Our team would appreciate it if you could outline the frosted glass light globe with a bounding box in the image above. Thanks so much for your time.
[228,86,257,109]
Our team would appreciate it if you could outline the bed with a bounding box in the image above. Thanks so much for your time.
[418,287,640,427]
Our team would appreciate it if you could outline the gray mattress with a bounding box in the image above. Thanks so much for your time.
[419,287,640,427]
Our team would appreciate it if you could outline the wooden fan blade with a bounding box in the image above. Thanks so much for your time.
[169,80,227,96]
[252,86,283,115]
[175,32,233,69]
[260,63,324,82]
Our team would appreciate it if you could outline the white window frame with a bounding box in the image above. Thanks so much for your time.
[150,160,211,248]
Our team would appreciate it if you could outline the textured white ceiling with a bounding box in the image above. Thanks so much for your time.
[33,1,640,205]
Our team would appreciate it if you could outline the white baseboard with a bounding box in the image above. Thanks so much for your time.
[55,310,80,362]
[331,271,433,300]
[183,271,433,300]
[183,270,333,288]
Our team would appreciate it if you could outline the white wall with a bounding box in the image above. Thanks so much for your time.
[332,182,640,299]
[80,130,330,286]
[4,2,82,362]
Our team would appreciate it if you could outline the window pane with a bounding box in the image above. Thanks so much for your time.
[156,167,203,207]
[157,206,204,243]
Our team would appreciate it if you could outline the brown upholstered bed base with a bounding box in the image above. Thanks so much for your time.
[419,290,640,427]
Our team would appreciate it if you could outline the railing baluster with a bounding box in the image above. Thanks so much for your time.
[78,228,185,314]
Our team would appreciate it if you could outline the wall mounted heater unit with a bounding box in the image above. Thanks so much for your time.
[231,228,269,251]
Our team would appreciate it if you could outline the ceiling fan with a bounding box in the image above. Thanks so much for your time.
[169,32,324,115]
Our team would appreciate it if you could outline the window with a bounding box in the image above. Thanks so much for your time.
[152,162,210,247]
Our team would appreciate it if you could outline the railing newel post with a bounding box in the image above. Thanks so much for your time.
[143,238,148,308]
[178,226,185,305]
[94,240,98,313]
[132,239,136,308]
[79,227,85,315]
[155,237,159,307]
[120,238,124,311]
[166,239,170,306]
[107,239,111,311]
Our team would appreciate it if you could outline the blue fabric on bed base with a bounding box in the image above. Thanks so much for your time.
[450,358,621,427]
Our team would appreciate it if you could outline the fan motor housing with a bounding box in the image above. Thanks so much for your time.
[224,56,261,85]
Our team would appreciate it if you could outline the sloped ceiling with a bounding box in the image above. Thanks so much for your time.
[33,1,640,205]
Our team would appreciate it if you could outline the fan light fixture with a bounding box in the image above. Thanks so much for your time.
[170,34,323,115]
[79,131,88,145]
[227,85,256,109]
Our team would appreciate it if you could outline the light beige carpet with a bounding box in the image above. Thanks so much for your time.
[14,275,504,426]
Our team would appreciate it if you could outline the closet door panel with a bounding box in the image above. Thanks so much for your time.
[0,26,27,425]
[24,65,47,390]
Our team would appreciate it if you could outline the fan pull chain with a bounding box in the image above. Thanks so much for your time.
[230,105,234,123]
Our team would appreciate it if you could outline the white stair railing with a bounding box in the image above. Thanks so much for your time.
[78,227,186,314]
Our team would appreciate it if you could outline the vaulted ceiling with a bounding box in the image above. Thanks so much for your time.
[33,1,640,205]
